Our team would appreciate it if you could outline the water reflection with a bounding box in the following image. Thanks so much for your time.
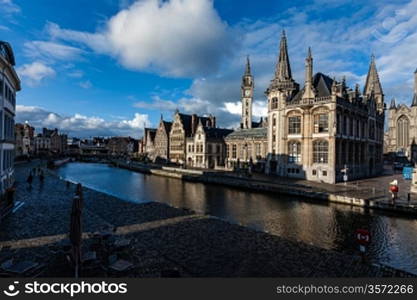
[58,162,417,274]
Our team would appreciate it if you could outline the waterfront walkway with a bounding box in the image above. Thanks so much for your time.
[252,166,417,205]
[114,160,417,215]
[0,162,413,277]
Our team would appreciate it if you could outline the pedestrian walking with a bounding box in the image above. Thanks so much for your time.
[389,180,399,206]
[27,173,33,186]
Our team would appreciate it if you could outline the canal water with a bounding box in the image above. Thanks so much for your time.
[57,162,417,274]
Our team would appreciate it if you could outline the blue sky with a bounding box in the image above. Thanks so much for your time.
[1,0,416,137]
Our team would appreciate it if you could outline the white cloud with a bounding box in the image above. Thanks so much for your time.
[178,0,417,126]
[0,25,10,31]
[45,0,235,77]
[24,41,85,62]
[16,105,151,138]
[16,61,56,86]
[222,101,267,118]
[0,0,20,14]
[79,80,93,89]
[68,70,84,78]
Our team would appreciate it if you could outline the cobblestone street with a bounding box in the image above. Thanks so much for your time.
[0,162,414,277]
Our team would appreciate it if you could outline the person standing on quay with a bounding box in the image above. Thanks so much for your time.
[27,172,33,187]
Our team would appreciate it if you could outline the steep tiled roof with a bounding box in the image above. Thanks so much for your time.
[225,128,267,140]
[163,121,172,133]
[204,127,233,139]
[291,72,334,102]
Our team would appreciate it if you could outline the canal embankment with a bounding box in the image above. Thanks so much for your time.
[1,161,414,277]
[110,160,417,217]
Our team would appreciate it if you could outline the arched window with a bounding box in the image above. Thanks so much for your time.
[288,141,301,163]
[313,140,328,163]
[397,115,409,149]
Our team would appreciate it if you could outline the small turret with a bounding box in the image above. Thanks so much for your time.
[302,47,315,100]
[390,98,397,109]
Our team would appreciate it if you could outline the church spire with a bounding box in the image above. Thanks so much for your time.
[302,47,315,100]
[275,30,292,81]
[244,55,251,76]
[364,54,383,96]
[412,69,417,107]
[241,56,254,129]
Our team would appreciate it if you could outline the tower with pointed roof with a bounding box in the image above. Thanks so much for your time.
[364,54,384,112]
[266,31,299,161]
[241,56,254,129]
[267,30,299,97]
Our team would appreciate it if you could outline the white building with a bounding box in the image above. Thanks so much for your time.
[0,41,20,204]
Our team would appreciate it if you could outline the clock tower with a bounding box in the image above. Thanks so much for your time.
[241,56,254,129]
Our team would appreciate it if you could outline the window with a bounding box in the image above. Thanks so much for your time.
[288,168,300,174]
[271,97,278,109]
[232,145,237,159]
[314,114,328,133]
[313,140,328,163]
[288,141,301,163]
[397,116,409,148]
[288,116,301,134]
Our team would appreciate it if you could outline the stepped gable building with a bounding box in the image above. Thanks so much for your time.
[0,41,20,207]
[225,56,268,170]
[186,119,232,168]
[265,31,385,184]
[154,116,172,161]
[385,69,417,161]
[169,110,216,164]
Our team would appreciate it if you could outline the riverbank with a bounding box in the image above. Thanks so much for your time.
[0,161,414,277]
[111,160,417,217]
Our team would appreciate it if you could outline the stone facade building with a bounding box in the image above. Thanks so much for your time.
[154,117,172,161]
[225,56,268,170]
[225,128,268,169]
[169,110,216,164]
[15,122,35,157]
[385,70,417,161]
[265,31,385,184]
[35,128,67,155]
[107,137,137,156]
[144,128,157,159]
[0,41,20,206]
[186,120,232,168]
